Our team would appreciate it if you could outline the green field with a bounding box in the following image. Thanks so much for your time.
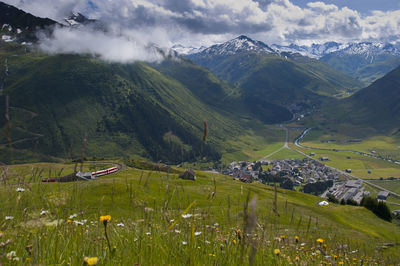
[0,163,399,265]
[368,180,400,195]
[220,127,285,163]
[267,148,306,160]
[289,127,400,180]
[290,146,400,179]
[301,130,400,161]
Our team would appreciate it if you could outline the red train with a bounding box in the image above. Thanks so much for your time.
[91,167,118,177]
[42,166,119,182]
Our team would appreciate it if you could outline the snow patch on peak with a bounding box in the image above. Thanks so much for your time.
[171,44,206,55]
[64,12,95,27]
[200,35,276,56]
[273,41,400,58]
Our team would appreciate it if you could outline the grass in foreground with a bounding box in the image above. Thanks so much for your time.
[0,163,399,265]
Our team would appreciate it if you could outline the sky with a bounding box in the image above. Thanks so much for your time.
[4,0,400,62]
[291,0,400,14]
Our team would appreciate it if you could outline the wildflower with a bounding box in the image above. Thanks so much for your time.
[280,235,286,241]
[339,262,344,265]
[100,215,112,254]
[233,239,237,244]
[83,257,98,265]
[6,251,17,260]
[175,230,181,234]
[195,232,202,236]
[25,244,33,255]
[40,210,49,216]
[117,223,125,227]
[274,249,280,256]
[69,214,78,219]
[295,256,299,261]
[197,246,201,249]
[295,236,299,243]
[73,221,84,225]
[235,229,242,240]
[182,241,187,245]
[67,219,72,223]
[16,187,25,192]
[100,215,111,224]
[334,255,338,260]
[5,216,14,220]
[209,254,216,257]
[181,214,192,219]
[316,238,324,245]
[323,244,327,249]
[146,232,151,236]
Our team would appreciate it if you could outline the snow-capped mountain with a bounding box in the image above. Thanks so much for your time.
[337,42,400,57]
[272,42,345,58]
[273,42,400,59]
[171,44,207,55]
[199,35,276,56]
[64,12,96,27]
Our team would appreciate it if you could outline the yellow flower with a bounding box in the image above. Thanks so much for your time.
[323,244,327,249]
[295,256,299,261]
[274,249,280,255]
[235,229,242,240]
[84,257,98,266]
[295,236,299,243]
[100,215,111,222]
[334,255,338,260]
[280,235,286,240]
[316,238,324,245]
[233,239,237,244]
[209,253,216,257]
[339,262,344,265]
[67,220,72,223]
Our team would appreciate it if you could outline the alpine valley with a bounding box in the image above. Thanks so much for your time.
[1,1,400,265]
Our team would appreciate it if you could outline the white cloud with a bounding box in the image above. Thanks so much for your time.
[38,26,165,63]
[307,2,338,13]
[3,0,400,48]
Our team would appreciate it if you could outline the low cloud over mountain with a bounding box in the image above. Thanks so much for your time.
[4,0,400,49]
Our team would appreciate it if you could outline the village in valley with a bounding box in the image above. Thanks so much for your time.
[221,157,393,205]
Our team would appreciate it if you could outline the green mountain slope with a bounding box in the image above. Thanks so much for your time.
[188,49,362,109]
[324,66,400,131]
[321,53,400,85]
[0,44,248,163]
[152,57,293,124]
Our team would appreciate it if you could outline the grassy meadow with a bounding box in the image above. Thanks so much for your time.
[0,163,399,265]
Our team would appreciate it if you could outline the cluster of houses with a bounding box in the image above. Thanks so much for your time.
[266,158,340,186]
[321,180,368,204]
[222,161,265,183]
[222,158,340,186]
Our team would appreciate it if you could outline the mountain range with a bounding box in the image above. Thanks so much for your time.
[187,35,363,109]
[179,37,400,85]
[0,0,399,164]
